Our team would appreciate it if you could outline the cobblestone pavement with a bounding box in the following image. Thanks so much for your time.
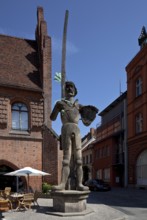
[87,187,147,220]
[2,188,147,220]
[1,197,125,220]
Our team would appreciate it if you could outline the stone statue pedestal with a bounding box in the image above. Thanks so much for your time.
[51,190,90,215]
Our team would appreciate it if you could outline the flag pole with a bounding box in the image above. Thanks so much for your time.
[61,10,69,99]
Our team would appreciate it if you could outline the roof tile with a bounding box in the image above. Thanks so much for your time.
[0,34,42,91]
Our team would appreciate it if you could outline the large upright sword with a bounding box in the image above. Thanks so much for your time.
[61,10,69,99]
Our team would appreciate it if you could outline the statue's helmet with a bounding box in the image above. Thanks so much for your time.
[65,81,77,96]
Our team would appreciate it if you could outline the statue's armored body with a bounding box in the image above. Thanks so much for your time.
[50,81,98,191]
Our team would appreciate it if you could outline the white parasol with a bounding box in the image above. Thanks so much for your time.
[5,166,50,192]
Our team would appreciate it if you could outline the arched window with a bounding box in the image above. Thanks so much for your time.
[136,150,147,186]
[12,103,28,131]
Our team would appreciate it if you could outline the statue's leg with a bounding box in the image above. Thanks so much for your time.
[52,139,71,191]
[73,130,89,191]
[76,155,89,191]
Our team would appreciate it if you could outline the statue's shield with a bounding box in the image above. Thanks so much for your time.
[80,105,98,126]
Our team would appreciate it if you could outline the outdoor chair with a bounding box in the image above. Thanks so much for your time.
[0,190,4,198]
[4,187,11,198]
[33,191,40,206]
[0,188,12,209]
[0,198,12,211]
[17,193,34,210]
[6,195,15,210]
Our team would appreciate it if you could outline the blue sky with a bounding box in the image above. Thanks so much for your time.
[0,0,147,137]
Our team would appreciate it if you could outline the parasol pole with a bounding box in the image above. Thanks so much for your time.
[61,10,69,99]
[16,176,19,193]
[27,174,29,192]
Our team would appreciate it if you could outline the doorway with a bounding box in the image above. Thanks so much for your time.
[0,165,24,192]
[136,149,147,186]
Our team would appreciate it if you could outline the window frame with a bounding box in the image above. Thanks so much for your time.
[103,168,110,182]
[11,102,29,131]
[136,77,142,97]
[135,113,143,134]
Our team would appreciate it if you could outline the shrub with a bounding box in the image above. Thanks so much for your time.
[42,182,52,193]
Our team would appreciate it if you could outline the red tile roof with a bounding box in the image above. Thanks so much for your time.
[0,34,42,91]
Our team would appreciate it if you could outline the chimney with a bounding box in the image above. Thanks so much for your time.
[35,6,52,128]
[36,6,48,52]
[90,128,96,137]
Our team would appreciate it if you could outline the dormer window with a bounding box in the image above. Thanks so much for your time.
[12,103,28,131]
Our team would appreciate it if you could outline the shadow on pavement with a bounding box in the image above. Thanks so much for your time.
[87,187,147,208]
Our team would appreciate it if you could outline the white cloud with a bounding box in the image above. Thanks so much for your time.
[0,28,78,53]
[52,37,79,55]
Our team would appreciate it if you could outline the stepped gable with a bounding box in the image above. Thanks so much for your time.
[0,34,42,91]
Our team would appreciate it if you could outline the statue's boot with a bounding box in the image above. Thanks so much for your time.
[77,184,89,191]
[52,163,70,191]
[52,183,65,191]
[76,162,89,191]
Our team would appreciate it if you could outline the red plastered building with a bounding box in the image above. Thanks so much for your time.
[92,92,127,187]
[126,26,147,188]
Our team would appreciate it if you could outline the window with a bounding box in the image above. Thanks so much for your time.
[106,145,110,156]
[82,156,85,165]
[136,113,143,134]
[136,77,142,97]
[99,148,102,158]
[12,103,28,131]
[103,168,110,182]
[96,149,99,159]
[86,155,88,164]
[97,169,102,179]
[90,154,92,163]
[103,146,107,157]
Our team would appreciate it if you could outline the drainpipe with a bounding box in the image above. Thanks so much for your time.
[124,99,128,187]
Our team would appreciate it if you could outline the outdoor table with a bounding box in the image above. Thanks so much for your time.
[10,193,24,210]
